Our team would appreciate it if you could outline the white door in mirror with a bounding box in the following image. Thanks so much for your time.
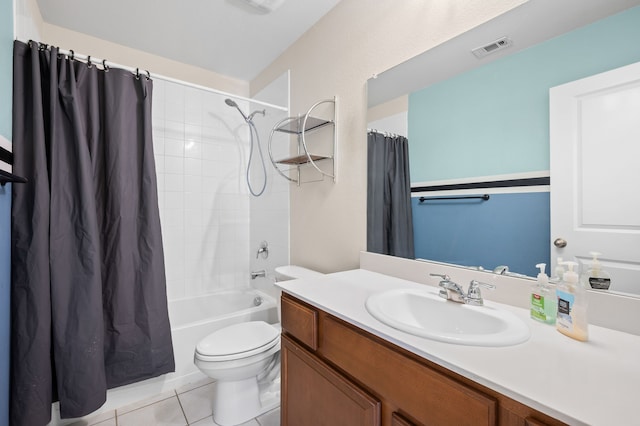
[550,61,640,295]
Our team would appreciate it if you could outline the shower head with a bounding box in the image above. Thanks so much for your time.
[225,98,248,121]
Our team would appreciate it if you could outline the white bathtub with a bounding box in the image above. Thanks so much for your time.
[50,288,279,424]
[168,289,279,380]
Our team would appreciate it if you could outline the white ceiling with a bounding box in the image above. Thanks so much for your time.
[35,0,342,81]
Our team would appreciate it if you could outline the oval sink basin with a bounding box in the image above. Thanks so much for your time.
[365,288,530,347]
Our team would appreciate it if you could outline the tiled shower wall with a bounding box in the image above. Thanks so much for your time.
[152,78,289,301]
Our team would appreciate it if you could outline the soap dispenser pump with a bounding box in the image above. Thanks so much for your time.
[556,261,588,341]
[530,263,556,324]
[580,252,611,290]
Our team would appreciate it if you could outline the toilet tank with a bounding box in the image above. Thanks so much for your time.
[275,265,324,281]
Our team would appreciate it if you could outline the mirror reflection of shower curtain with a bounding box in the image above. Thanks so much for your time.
[10,41,174,426]
[367,131,415,259]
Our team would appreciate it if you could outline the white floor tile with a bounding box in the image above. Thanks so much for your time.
[189,416,218,426]
[256,407,280,426]
[117,396,187,426]
[91,419,117,426]
[189,415,260,426]
[116,389,176,416]
[176,382,214,423]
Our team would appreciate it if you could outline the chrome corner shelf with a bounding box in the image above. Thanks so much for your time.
[268,97,337,185]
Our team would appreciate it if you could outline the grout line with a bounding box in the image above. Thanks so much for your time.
[174,390,190,425]
[175,378,216,396]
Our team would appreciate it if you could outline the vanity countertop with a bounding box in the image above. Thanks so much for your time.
[275,269,640,426]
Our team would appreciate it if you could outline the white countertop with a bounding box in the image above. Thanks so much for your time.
[276,269,640,426]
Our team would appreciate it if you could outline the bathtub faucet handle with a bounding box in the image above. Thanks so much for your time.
[256,241,269,259]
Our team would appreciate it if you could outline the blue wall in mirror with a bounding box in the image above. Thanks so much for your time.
[408,6,640,183]
[413,192,549,277]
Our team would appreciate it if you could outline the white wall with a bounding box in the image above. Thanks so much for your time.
[14,0,43,40]
[252,0,528,273]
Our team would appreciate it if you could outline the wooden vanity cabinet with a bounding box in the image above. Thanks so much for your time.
[281,293,566,426]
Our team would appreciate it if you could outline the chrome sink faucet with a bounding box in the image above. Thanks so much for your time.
[430,274,495,306]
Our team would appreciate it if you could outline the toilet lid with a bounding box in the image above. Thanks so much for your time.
[196,321,279,358]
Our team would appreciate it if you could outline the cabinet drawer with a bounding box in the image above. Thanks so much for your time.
[281,294,318,350]
[319,315,497,426]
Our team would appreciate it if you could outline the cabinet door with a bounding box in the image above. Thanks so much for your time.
[282,335,381,426]
[392,412,418,426]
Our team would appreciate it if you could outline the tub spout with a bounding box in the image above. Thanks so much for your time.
[251,270,266,279]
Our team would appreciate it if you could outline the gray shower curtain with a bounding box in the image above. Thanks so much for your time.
[10,41,174,426]
[367,131,415,259]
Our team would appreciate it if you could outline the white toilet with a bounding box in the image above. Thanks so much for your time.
[194,265,323,426]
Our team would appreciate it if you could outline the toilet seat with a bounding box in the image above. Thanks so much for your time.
[195,321,280,362]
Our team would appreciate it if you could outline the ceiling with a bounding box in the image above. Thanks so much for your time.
[36,0,342,82]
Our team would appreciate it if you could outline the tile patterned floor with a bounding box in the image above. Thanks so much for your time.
[68,378,280,426]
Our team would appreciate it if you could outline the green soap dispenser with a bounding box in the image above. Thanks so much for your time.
[581,252,611,290]
[530,263,556,324]
[556,261,588,341]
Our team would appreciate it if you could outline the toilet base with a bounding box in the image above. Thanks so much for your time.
[212,375,280,426]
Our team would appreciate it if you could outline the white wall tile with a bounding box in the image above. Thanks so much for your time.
[164,156,184,175]
[185,88,203,126]
[164,138,184,157]
[165,85,185,122]
[152,79,290,301]
[164,174,184,192]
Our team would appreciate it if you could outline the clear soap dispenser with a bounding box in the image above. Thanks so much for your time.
[556,261,588,341]
[554,257,564,281]
[580,252,611,290]
[530,263,556,324]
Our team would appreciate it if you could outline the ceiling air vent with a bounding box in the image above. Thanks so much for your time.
[472,36,512,59]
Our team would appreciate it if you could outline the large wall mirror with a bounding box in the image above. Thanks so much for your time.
[367,0,640,296]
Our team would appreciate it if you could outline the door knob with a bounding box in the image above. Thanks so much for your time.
[554,238,567,248]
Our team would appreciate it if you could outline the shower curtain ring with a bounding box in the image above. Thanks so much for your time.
[87,56,92,68]
[102,59,109,71]
[135,68,140,80]
[69,50,74,60]
[145,70,151,80]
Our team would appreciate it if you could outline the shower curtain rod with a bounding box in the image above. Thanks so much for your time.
[20,40,288,112]
[367,128,405,138]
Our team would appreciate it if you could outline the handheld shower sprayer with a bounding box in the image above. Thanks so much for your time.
[224,98,265,123]
[224,98,268,197]
[224,98,248,121]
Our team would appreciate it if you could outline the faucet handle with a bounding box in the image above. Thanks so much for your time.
[256,241,269,259]
[429,273,450,281]
[466,280,496,306]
